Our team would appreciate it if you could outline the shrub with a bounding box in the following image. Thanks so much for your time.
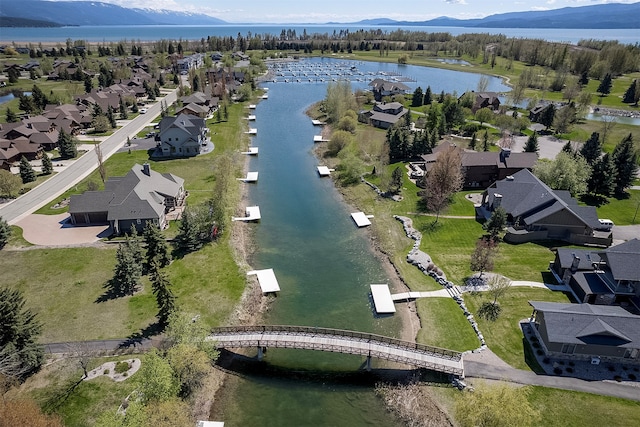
[115,361,130,374]
[103,369,110,375]
[554,367,562,375]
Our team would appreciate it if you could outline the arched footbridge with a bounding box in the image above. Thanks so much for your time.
[210,325,464,377]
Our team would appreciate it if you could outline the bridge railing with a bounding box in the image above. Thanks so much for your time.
[210,325,461,361]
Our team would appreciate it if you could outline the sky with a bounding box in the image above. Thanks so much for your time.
[46,0,639,23]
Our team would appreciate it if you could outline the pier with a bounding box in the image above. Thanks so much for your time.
[247,269,280,293]
[232,206,261,222]
[351,212,373,227]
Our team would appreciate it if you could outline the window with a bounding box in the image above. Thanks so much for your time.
[561,343,576,354]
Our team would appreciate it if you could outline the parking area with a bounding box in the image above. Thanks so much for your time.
[15,213,111,246]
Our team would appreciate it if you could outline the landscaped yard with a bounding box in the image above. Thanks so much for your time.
[415,297,479,352]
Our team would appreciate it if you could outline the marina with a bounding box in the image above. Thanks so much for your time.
[266,60,416,84]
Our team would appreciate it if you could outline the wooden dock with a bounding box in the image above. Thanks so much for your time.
[247,269,280,293]
[351,212,373,227]
[232,206,261,222]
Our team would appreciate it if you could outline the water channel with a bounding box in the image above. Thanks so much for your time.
[213,58,509,426]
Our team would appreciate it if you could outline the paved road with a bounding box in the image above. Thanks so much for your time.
[464,355,640,402]
[0,89,178,225]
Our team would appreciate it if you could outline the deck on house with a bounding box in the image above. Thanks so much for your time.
[317,166,335,176]
[241,147,259,155]
[238,171,258,182]
[351,212,373,227]
[370,284,396,314]
[232,206,261,222]
[247,268,280,293]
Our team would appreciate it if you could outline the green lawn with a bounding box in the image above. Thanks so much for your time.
[465,287,571,370]
[594,189,640,225]
[530,386,640,427]
[415,297,479,352]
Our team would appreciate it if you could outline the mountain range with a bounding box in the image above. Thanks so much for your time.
[0,1,639,28]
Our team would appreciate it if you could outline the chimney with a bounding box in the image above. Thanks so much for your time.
[492,193,502,209]
[570,253,580,273]
[142,162,150,176]
[500,148,511,162]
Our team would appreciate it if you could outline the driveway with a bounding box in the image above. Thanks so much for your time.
[612,224,640,241]
[15,213,111,246]
[512,134,567,160]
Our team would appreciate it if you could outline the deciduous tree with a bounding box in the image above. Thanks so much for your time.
[470,238,497,279]
[421,145,464,221]
[533,152,591,196]
[0,170,22,198]
[138,349,179,403]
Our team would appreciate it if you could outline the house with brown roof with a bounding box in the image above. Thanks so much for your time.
[479,169,611,246]
[69,163,185,234]
[368,78,410,101]
[419,142,537,189]
[550,239,640,308]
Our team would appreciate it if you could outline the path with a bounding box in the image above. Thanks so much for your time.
[464,348,640,402]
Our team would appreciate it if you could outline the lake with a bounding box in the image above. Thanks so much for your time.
[1,25,639,45]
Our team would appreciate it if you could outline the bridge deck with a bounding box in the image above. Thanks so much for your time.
[210,326,463,377]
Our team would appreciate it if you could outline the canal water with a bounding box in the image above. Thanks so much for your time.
[214,58,509,426]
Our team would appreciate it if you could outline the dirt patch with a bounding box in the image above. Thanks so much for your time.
[84,358,140,382]
[375,381,455,427]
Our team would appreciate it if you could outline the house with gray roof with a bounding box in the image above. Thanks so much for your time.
[69,163,185,234]
[551,239,640,309]
[359,101,408,129]
[156,114,209,158]
[479,168,611,246]
[528,301,640,364]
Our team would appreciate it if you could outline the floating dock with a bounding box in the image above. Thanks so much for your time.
[197,421,225,427]
[313,135,329,143]
[317,166,335,176]
[241,147,259,155]
[247,268,280,293]
[311,119,326,125]
[248,104,256,109]
[262,94,268,99]
[370,284,396,314]
[246,128,257,135]
[247,115,256,120]
[351,212,373,227]
[238,171,258,182]
[232,206,261,222]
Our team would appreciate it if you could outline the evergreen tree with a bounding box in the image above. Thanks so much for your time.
[579,132,602,165]
[588,153,617,197]
[0,287,44,379]
[57,129,77,159]
[413,129,431,156]
[483,207,507,241]
[579,70,589,86]
[173,74,179,85]
[539,104,556,130]
[106,107,116,128]
[119,97,128,119]
[19,156,36,184]
[85,75,93,94]
[18,95,36,114]
[423,86,432,106]
[389,166,403,194]
[175,209,203,253]
[411,87,424,107]
[149,261,176,328]
[612,133,639,196]
[41,154,53,175]
[158,72,165,86]
[561,141,575,155]
[111,240,142,296]
[0,216,10,250]
[5,107,18,123]
[597,73,613,96]
[468,132,477,151]
[523,133,539,154]
[127,225,144,269]
[622,79,637,104]
[143,220,171,272]
[30,85,48,111]
[482,131,489,152]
